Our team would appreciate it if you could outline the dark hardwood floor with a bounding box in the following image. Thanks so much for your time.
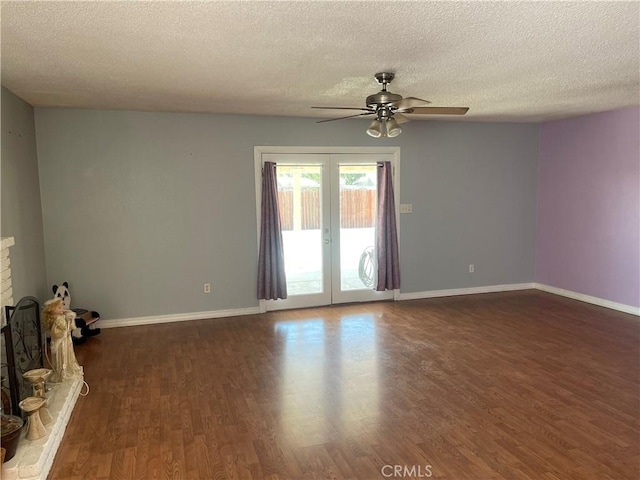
[48,290,639,479]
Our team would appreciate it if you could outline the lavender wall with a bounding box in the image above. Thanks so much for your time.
[536,107,640,308]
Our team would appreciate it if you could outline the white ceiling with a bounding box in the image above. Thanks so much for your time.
[1,1,638,123]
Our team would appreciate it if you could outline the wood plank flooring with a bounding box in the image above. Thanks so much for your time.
[47,291,639,479]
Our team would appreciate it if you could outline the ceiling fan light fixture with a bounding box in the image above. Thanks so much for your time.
[366,119,383,138]
[386,117,402,137]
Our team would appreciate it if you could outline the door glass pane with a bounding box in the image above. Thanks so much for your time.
[277,165,323,295]
[339,165,377,291]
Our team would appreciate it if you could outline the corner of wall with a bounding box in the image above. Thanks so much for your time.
[1,87,48,302]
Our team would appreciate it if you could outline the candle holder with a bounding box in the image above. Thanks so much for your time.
[18,397,47,440]
[22,368,53,425]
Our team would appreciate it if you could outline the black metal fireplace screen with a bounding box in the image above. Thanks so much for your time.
[1,296,44,417]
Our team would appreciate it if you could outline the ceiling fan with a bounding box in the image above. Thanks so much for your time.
[312,72,469,138]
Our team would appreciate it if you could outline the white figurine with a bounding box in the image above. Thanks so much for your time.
[42,298,83,382]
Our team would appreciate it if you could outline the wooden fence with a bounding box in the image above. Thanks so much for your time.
[278,189,375,230]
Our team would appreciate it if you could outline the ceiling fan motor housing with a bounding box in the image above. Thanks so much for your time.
[366,91,403,110]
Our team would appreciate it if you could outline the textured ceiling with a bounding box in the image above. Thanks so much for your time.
[1,1,638,122]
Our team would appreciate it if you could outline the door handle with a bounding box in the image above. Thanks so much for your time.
[324,239,330,244]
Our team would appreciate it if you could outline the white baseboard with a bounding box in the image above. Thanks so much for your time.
[100,283,639,328]
[398,282,639,316]
[398,283,535,301]
[103,286,535,328]
[534,283,640,316]
[100,306,262,329]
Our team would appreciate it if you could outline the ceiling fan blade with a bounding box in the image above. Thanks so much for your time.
[316,112,375,123]
[394,113,410,124]
[404,107,469,115]
[311,106,371,111]
[390,97,431,109]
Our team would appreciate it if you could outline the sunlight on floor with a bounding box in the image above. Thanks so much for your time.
[274,314,379,446]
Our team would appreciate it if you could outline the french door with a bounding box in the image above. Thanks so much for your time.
[256,149,399,311]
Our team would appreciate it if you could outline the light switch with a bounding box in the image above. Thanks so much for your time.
[400,204,413,214]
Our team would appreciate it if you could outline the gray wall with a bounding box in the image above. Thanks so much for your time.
[34,108,539,320]
[1,87,48,301]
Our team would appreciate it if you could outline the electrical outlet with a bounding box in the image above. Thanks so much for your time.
[468,264,475,274]
[204,283,211,294]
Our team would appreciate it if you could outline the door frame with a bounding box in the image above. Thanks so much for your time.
[254,146,401,313]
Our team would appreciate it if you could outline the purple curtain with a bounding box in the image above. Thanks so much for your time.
[375,161,401,291]
[257,162,287,300]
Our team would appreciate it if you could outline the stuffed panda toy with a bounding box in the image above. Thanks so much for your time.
[52,282,101,345]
